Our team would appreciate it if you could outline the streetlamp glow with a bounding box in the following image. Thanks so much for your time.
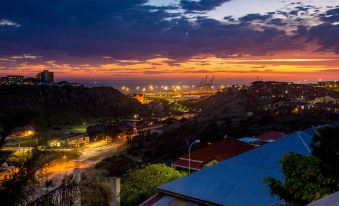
[188,139,200,174]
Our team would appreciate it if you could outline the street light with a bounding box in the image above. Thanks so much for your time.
[188,139,200,174]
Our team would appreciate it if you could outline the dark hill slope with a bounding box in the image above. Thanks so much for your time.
[0,85,145,125]
[195,90,250,119]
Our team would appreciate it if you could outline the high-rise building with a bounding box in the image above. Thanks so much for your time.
[1,75,24,84]
[36,70,54,83]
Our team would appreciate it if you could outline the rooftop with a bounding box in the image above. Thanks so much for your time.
[158,130,314,206]
[174,138,254,170]
[307,191,339,206]
[256,131,287,141]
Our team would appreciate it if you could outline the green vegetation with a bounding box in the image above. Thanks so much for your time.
[0,109,37,147]
[79,171,111,206]
[0,85,146,127]
[121,164,184,206]
[6,150,32,165]
[0,149,71,205]
[265,126,339,205]
[95,154,139,177]
[169,101,190,113]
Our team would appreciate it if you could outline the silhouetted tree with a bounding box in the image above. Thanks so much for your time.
[0,109,37,147]
[265,126,339,205]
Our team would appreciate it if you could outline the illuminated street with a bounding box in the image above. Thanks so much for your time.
[40,140,126,180]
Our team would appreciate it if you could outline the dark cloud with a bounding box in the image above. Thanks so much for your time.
[307,23,339,54]
[0,0,323,61]
[269,18,287,26]
[180,0,231,12]
[239,13,272,22]
[319,7,339,23]
[305,7,339,54]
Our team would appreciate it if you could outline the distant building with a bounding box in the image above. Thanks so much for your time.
[23,77,37,85]
[36,70,54,83]
[1,75,24,84]
[133,94,152,104]
[49,133,89,148]
[0,162,18,183]
[310,95,339,104]
[9,126,36,138]
[56,81,81,87]
[316,81,338,89]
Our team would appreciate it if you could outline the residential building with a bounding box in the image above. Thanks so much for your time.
[0,162,18,183]
[1,75,24,84]
[310,95,339,104]
[49,133,89,147]
[9,126,36,138]
[36,70,54,83]
[142,123,338,206]
[173,138,253,171]
[23,77,38,85]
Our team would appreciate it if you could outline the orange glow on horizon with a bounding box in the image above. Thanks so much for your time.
[1,49,338,82]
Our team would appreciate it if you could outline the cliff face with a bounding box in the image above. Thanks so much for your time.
[0,85,145,125]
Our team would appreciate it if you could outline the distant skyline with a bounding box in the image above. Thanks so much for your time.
[0,0,338,83]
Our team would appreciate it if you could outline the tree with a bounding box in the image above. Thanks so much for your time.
[79,171,111,206]
[121,164,184,206]
[0,149,73,205]
[0,149,59,205]
[95,154,139,177]
[311,126,339,178]
[265,126,339,205]
[0,109,37,147]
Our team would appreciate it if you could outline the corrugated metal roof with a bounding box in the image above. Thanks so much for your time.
[307,191,339,206]
[158,131,314,206]
[142,194,200,206]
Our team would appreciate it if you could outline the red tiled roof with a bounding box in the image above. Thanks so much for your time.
[174,138,254,170]
[173,159,203,170]
[257,131,287,141]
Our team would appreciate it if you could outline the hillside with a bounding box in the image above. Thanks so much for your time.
[0,85,146,126]
[195,90,251,119]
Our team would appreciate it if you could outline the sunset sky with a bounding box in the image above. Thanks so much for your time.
[0,0,338,84]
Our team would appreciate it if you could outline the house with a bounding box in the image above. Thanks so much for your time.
[137,125,164,136]
[142,123,338,206]
[0,162,18,183]
[49,133,90,147]
[8,126,36,138]
[310,95,338,104]
[173,138,253,171]
[314,102,339,113]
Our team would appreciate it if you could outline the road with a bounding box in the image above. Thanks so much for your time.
[75,140,124,166]
[40,140,125,180]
